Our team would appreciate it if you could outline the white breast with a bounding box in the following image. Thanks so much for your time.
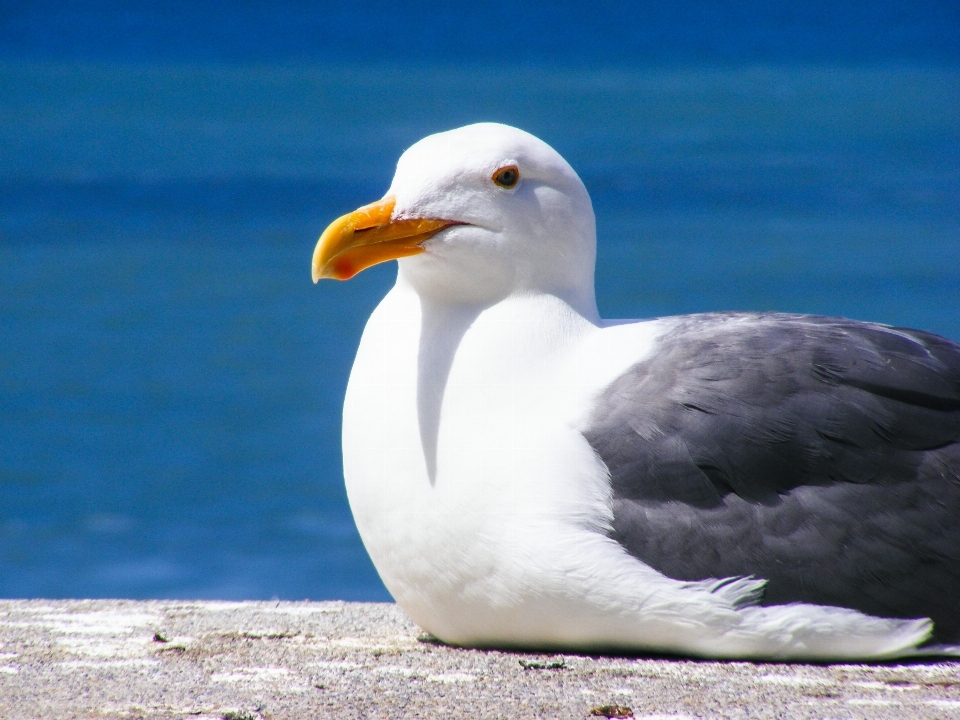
[342,278,670,644]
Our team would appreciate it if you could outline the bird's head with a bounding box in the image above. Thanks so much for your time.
[312,123,597,309]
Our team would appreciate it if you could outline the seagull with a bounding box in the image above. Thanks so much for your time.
[311,123,960,660]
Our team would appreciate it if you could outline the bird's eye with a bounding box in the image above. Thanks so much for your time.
[492,165,520,189]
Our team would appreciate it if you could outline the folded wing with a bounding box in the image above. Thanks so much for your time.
[584,312,960,641]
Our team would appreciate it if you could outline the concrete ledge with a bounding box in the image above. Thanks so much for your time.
[1,600,959,719]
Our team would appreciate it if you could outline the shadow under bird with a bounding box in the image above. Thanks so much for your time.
[311,123,960,661]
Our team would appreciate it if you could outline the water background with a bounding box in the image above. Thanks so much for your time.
[1,3,959,600]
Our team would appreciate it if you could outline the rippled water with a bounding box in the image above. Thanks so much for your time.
[0,62,958,599]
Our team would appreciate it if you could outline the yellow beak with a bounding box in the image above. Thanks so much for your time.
[311,196,459,282]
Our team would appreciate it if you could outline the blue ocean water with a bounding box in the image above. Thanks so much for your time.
[3,1,958,65]
[1,5,959,601]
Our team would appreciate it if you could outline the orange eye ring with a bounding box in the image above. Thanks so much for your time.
[492,165,520,189]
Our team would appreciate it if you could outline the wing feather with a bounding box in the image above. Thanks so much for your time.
[583,312,960,641]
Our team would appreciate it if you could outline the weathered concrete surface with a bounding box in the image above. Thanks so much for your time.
[1,600,960,719]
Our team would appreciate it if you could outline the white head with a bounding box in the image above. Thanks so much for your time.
[312,123,597,314]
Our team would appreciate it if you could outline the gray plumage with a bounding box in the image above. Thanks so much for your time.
[583,312,960,642]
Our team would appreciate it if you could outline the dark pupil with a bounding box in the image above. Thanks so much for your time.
[498,169,517,186]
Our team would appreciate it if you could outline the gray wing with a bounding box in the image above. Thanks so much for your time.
[583,312,960,642]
